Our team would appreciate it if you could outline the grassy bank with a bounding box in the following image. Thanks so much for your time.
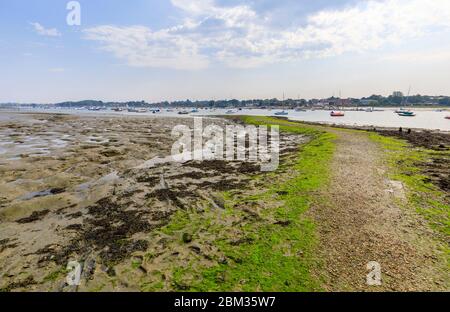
[370,132,450,278]
[368,133,449,239]
[143,116,336,291]
[368,133,449,271]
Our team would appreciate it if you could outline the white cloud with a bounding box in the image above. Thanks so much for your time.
[84,0,450,69]
[170,0,215,15]
[84,25,209,70]
[31,22,61,37]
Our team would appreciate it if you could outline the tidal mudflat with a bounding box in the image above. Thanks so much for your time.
[0,113,304,291]
[0,113,448,292]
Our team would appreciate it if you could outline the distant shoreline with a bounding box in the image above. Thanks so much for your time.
[283,118,450,134]
[1,105,450,110]
[1,109,449,132]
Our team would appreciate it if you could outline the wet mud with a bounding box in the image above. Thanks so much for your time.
[0,113,306,291]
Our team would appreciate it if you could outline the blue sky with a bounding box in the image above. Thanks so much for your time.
[1,0,450,103]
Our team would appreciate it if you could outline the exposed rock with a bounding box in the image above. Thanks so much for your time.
[182,233,193,244]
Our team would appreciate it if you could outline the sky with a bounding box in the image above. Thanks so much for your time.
[1,0,450,103]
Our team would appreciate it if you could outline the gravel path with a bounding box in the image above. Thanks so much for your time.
[310,129,448,291]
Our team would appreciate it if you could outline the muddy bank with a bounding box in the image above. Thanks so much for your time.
[374,129,450,151]
[284,118,450,150]
[374,130,449,194]
[0,113,306,291]
[285,119,450,195]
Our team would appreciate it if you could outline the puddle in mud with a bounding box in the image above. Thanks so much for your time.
[6,156,22,161]
[85,136,109,144]
[18,188,66,201]
[51,139,68,148]
[75,172,120,192]
[0,132,70,158]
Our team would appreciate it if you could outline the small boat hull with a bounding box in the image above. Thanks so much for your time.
[397,110,415,117]
[398,112,416,117]
[330,111,345,117]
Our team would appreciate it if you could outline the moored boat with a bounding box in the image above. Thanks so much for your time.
[445,116,450,120]
[398,111,416,117]
[274,111,289,116]
[330,111,345,117]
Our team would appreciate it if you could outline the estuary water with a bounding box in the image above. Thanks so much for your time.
[2,107,449,131]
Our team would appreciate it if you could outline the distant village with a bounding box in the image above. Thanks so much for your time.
[1,92,449,109]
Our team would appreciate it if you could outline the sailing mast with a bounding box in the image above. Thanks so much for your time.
[402,86,411,107]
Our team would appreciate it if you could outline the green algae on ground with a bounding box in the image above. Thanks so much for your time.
[368,133,450,238]
[143,116,336,291]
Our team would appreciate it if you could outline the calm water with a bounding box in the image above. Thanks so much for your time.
[289,109,450,131]
[2,107,450,131]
